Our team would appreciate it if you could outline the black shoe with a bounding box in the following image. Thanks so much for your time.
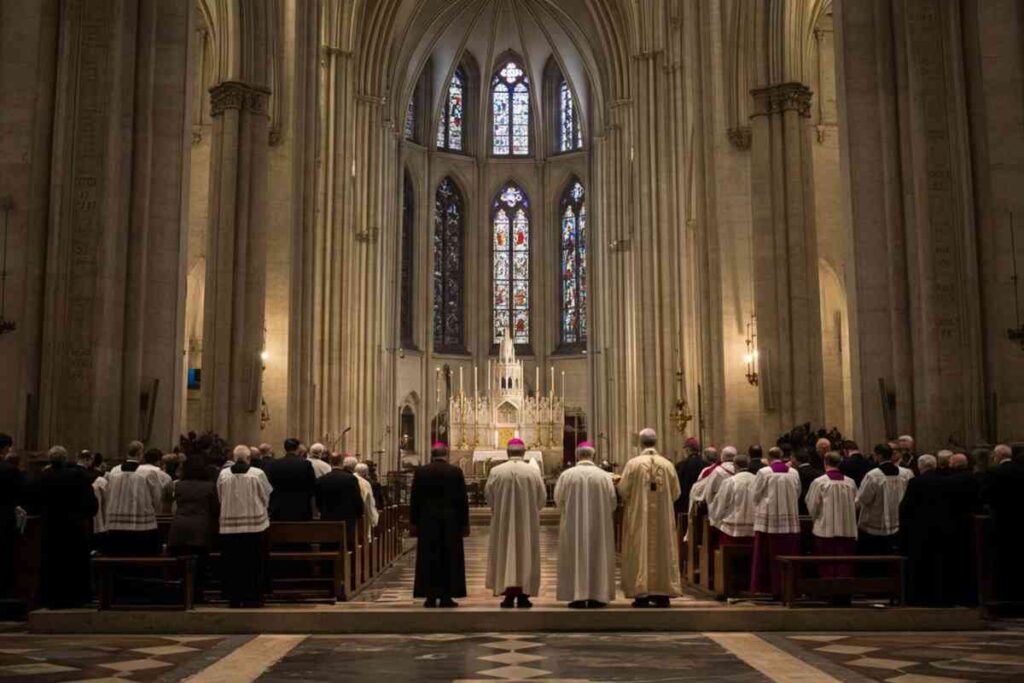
[568,600,587,609]
[587,600,608,609]
[439,598,458,608]
[423,598,437,608]
[516,595,533,609]
[500,597,516,608]
[651,596,670,608]
[631,597,651,608]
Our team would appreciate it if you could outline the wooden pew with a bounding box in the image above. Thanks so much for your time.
[675,513,688,579]
[685,508,704,586]
[93,555,196,611]
[699,516,716,592]
[713,543,754,599]
[778,555,905,606]
[267,521,350,602]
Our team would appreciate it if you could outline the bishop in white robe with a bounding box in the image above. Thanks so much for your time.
[805,451,858,578]
[554,442,617,607]
[617,428,682,607]
[485,438,546,608]
[750,447,802,597]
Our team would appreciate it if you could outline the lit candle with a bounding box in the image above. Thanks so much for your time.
[535,366,540,397]
[459,366,464,397]
[550,366,555,398]
[561,371,566,404]
[474,365,478,402]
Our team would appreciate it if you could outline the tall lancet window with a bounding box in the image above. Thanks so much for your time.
[436,68,465,151]
[492,61,530,156]
[400,174,415,348]
[559,79,583,152]
[492,182,530,344]
[433,178,465,352]
[560,180,587,345]
[404,98,416,142]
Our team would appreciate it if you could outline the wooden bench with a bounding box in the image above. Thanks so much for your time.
[93,555,196,611]
[714,542,754,599]
[699,516,716,592]
[778,555,905,606]
[267,521,350,602]
[685,508,704,586]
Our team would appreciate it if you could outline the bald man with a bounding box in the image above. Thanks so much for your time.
[618,429,682,608]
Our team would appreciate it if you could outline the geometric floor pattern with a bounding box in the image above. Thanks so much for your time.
[2,632,1024,682]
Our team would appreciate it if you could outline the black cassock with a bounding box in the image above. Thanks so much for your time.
[410,459,469,599]
[982,461,1024,603]
[37,463,98,608]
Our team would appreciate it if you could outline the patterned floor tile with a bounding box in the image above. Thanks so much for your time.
[479,652,547,665]
[815,644,880,655]
[98,660,172,674]
[475,664,553,679]
[846,657,919,670]
[0,662,80,675]
[885,675,971,683]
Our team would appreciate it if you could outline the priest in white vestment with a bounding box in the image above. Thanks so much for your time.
[554,442,617,608]
[805,451,858,579]
[750,446,802,597]
[707,451,756,546]
[485,438,547,608]
[617,428,682,608]
[352,461,380,529]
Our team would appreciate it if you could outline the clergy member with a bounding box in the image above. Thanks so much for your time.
[354,462,380,529]
[618,428,682,608]
[750,446,801,598]
[554,441,617,608]
[410,442,469,608]
[217,445,273,607]
[805,451,858,581]
[485,438,546,608]
[855,443,913,555]
[707,451,756,545]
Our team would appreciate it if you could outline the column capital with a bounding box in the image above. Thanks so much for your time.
[209,80,271,117]
[750,82,812,118]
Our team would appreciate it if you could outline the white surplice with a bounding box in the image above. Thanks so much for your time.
[617,448,682,598]
[485,456,547,596]
[707,470,757,538]
[751,464,802,534]
[355,474,379,528]
[805,473,858,538]
[554,460,617,603]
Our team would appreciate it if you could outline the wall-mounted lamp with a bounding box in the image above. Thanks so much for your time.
[260,349,270,363]
[744,314,759,386]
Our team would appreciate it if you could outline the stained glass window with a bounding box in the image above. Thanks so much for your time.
[436,68,465,151]
[560,180,587,345]
[559,79,582,152]
[400,174,415,348]
[492,61,530,156]
[404,97,416,142]
[492,182,530,344]
[433,178,464,352]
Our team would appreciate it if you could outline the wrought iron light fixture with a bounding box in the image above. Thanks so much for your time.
[744,314,759,386]
[0,196,15,335]
[669,370,693,434]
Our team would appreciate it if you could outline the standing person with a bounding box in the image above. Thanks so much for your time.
[981,444,1024,603]
[855,443,913,556]
[839,441,872,487]
[555,442,617,609]
[485,438,546,608]
[410,442,469,608]
[805,452,858,581]
[103,446,163,556]
[675,437,704,513]
[707,451,757,546]
[37,446,98,608]
[792,449,824,515]
[354,463,380,530]
[307,443,333,478]
[750,447,801,598]
[0,435,23,598]
[747,445,767,474]
[264,437,316,521]
[897,435,917,471]
[315,453,364,550]
[217,445,272,608]
[618,428,682,608]
[167,455,220,602]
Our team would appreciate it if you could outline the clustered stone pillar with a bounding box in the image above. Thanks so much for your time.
[200,81,271,445]
[749,82,825,439]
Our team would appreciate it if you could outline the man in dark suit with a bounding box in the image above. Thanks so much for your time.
[747,444,766,473]
[839,441,872,487]
[264,438,316,521]
[981,444,1024,604]
[0,434,24,598]
[675,438,706,513]
[411,442,469,608]
[792,448,823,515]
[315,454,364,548]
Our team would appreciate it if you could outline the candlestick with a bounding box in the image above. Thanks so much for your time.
[435,367,440,405]
[534,366,539,397]
[550,366,555,398]
[561,371,566,404]
[474,365,478,402]
[487,360,492,394]
[459,366,464,397]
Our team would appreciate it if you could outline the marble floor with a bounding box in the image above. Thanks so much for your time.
[1,630,1023,682]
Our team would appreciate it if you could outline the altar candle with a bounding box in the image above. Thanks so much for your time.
[561,371,566,404]
[535,366,540,397]
[487,360,492,393]
[435,367,440,404]
[459,366,464,397]
[550,366,555,398]
[474,365,478,402]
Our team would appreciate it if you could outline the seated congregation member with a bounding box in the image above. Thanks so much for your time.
[264,437,316,521]
[410,442,469,608]
[353,462,380,530]
[0,434,23,597]
[855,443,913,556]
[307,443,333,478]
[486,438,546,609]
[982,444,1024,603]
[104,445,163,556]
[618,429,682,608]
[217,445,272,607]
[315,453,364,548]
[839,441,871,487]
[750,447,801,598]
[792,448,824,516]
[37,446,98,608]
[707,451,756,545]
[167,455,220,601]
[554,442,616,609]
[805,451,858,580]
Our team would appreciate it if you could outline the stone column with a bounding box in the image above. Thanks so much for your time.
[749,82,825,438]
[200,80,271,444]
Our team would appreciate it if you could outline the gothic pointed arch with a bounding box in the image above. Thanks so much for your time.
[433,176,466,354]
[490,53,531,156]
[491,180,531,345]
[558,178,587,348]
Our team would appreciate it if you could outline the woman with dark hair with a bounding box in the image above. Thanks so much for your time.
[167,454,219,601]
